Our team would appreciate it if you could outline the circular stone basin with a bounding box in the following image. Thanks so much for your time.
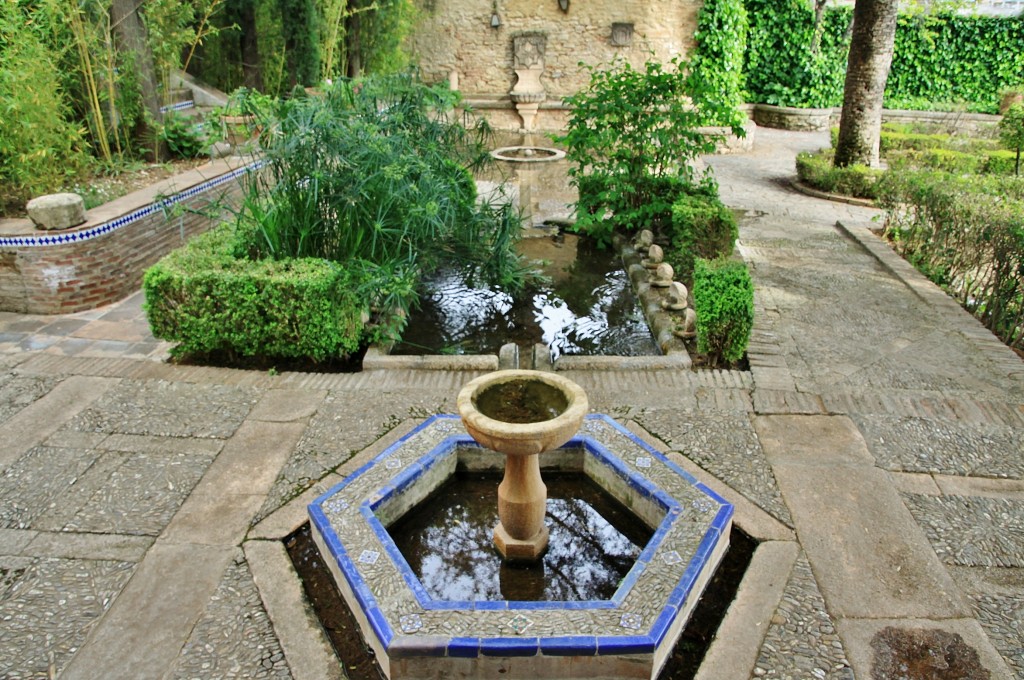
[457,369,588,457]
[490,146,567,163]
[474,378,568,424]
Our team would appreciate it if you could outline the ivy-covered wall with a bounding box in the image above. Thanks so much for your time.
[744,0,1024,113]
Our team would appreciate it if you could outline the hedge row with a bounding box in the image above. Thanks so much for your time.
[143,223,372,362]
[878,171,1024,349]
[795,150,883,199]
[665,191,738,283]
[744,0,1024,113]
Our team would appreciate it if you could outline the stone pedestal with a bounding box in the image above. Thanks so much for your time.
[494,451,549,560]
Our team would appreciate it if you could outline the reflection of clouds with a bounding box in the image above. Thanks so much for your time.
[389,475,650,603]
[401,238,657,356]
[425,271,514,345]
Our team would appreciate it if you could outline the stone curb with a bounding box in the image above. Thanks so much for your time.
[790,179,877,208]
[835,221,1024,383]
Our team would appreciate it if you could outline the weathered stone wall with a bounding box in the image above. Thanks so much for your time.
[408,0,702,99]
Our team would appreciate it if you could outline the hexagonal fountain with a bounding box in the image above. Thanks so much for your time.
[309,374,732,680]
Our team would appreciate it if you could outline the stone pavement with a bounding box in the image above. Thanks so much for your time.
[0,127,1021,679]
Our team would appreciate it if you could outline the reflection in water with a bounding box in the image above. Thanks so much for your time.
[394,235,659,358]
[386,472,656,602]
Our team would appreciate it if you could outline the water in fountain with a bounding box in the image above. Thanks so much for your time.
[387,471,653,602]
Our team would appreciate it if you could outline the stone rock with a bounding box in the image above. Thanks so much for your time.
[26,193,86,231]
[634,229,654,251]
[209,141,234,158]
[650,262,674,287]
[642,244,664,269]
[661,281,689,310]
[674,308,697,338]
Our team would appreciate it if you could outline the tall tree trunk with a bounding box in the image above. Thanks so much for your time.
[346,10,362,78]
[239,0,263,90]
[833,0,898,168]
[110,0,166,160]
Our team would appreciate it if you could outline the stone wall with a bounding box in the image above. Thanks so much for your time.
[409,0,701,104]
[0,161,252,314]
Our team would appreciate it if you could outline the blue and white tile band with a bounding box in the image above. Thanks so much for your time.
[159,100,196,113]
[0,159,264,249]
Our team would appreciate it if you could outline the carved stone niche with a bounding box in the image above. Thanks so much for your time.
[611,22,634,47]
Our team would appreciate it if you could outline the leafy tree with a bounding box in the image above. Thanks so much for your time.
[556,57,744,245]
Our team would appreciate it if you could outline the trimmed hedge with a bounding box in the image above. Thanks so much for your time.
[693,257,754,365]
[143,223,370,362]
[666,191,738,283]
[795,149,883,199]
[887,148,1020,176]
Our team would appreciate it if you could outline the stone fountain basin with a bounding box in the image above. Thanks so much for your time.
[457,369,589,457]
[308,414,733,680]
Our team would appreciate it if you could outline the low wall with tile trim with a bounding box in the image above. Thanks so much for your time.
[0,162,258,315]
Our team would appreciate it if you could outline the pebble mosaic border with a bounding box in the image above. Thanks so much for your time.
[309,414,732,668]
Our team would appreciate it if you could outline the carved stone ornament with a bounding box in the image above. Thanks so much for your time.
[611,23,634,47]
[513,32,547,70]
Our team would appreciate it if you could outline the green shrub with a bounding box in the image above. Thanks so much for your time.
[143,222,383,362]
[666,192,738,283]
[878,170,1024,350]
[693,257,754,365]
[984,149,1020,176]
[689,0,748,128]
[239,74,521,291]
[159,112,207,158]
[556,57,743,246]
[886,148,1020,176]
[795,149,883,199]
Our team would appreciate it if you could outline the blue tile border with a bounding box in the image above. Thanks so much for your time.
[308,414,734,664]
[159,99,196,112]
[0,159,264,249]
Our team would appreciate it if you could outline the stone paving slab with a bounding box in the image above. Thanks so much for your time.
[839,617,1015,680]
[756,415,968,620]
[167,550,292,679]
[68,379,261,439]
[59,543,236,680]
[903,494,1024,568]
[751,553,854,679]
[0,555,136,678]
